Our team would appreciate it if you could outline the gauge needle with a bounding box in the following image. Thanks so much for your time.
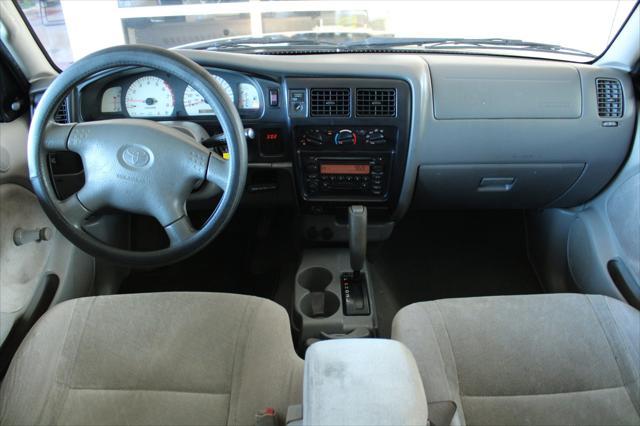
[127,98,158,105]
[184,101,206,107]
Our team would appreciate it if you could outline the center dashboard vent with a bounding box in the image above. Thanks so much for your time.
[356,88,396,117]
[310,88,350,116]
[596,78,623,118]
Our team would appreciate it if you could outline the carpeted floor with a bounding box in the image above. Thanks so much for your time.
[119,208,543,340]
[119,209,300,302]
[368,210,543,337]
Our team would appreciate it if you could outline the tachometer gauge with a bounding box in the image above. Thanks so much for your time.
[101,86,122,113]
[125,76,175,117]
[239,83,260,109]
[183,75,234,116]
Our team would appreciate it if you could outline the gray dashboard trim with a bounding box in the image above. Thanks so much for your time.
[421,55,635,209]
[180,50,428,219]
[175,51,636,214]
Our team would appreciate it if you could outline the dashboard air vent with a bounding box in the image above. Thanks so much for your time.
[54,98,70,123]
[310,88,350,117]
[356,88,396,117]
[596,78,623,118]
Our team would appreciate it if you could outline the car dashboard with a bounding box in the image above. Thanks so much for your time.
[46,50,636,229]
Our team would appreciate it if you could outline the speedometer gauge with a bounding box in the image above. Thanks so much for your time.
[183,75,234,116]
[125,76,175,117]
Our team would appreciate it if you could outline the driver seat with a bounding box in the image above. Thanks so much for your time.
[0,292,303,426]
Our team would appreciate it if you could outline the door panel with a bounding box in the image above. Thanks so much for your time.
[0,116,29,185]
[0,113,94,369]
[567,112,640,307]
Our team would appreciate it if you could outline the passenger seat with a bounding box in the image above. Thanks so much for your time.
[392,293,640,426]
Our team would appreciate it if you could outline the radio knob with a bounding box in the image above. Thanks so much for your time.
[334,129,356,145]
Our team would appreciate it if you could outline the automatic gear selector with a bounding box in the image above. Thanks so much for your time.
[341,205,371,316]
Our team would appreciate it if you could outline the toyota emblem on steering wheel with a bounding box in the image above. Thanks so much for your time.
[120,145,152,169]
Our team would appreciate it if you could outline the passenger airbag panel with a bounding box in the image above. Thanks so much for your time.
[430,57,582,119]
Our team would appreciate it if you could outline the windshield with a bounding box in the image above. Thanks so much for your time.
[17,0,638,69]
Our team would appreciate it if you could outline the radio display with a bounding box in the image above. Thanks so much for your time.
[320,164,370,175]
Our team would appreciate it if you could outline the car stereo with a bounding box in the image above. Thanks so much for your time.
[295,126,396,201]
[301,156,389,198]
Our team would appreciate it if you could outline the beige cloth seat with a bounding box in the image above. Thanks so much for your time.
[392,293,640,426]
[0,292,303,426]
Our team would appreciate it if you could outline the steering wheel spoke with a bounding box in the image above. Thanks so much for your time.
[206,152,230,190]
[57,193,92,228]
[164,214,196,246]
[42,121,76,151]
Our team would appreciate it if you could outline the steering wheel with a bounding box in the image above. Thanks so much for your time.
[28,45,248,266]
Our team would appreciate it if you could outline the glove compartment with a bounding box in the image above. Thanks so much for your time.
[414,163,585,209]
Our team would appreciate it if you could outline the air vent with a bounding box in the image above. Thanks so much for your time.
[310,88,350,117]
[54,98,70,123]
[596,78,623,118]
[356,88,396,117]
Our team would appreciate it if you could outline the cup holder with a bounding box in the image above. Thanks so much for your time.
[297,267,333,292]
[297,267,338,318]
[300,291,340,318]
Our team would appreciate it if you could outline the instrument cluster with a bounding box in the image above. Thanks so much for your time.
[87,69,262,120]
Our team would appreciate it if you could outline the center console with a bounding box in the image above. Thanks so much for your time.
[286,78,411,212]
[287,79,411,344]
[293,206,377,346]
[297,126,395,200]
[293,248,374,346]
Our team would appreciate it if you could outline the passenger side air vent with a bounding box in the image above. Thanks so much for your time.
[596,78,623,118]
[310,88,350,117]
[54,98,70,123]
[356,88,396,117]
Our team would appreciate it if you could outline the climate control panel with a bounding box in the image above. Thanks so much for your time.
[297,127,394,148]
[295,126,397,201]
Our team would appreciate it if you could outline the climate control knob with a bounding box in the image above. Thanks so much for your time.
[300,130,325,147]
[334,129,356,145]
[306,132,325,146]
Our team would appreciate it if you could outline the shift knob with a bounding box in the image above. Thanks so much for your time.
[348,205,367,275]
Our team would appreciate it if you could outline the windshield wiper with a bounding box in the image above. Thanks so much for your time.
[342,37,596,58]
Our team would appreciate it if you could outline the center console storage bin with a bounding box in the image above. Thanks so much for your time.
[302,339,428,426]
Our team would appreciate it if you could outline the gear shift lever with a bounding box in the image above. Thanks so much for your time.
[342,205,370,316]
[348,205,367,279]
